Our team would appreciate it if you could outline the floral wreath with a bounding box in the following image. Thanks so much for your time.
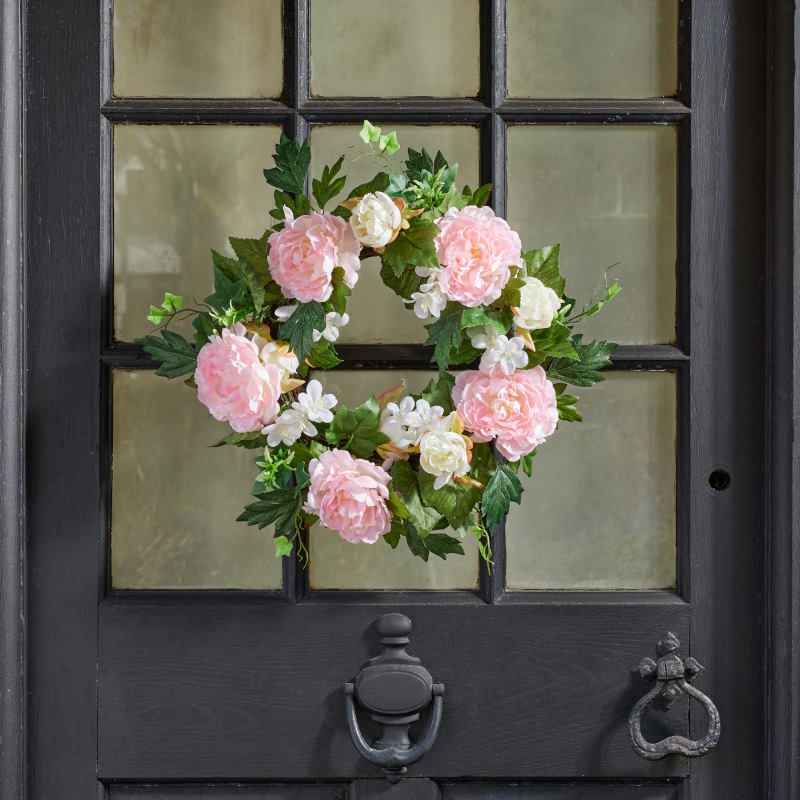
[142,121,620,568]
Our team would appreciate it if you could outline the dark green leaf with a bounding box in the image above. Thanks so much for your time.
[210,251,265,311]
[205,265,250,314]
[531,320,579,360]
[312,155,346,210]
[270,189,311,221]
[263,133,311,195]
[390,461,442,535]
[346,172,390,200]
[294,461,310,494]
[548,335,616,387]
[192,312,217,345]
[329,266,351,315]
[139,330,198,378]
[481,464,524,531]
[211,431,267,449]
[237,488,301,534]
[404,522,429,561]
[228,231,270,279]
[405,147,436,182]
[467,183,492,207]
[461,306,509,333]
[325,397,389,458]
[520,451,534,478]
[381,218,439,278]
[308,338,342,369]
[424,308,464,373]
[278,301,326,365]
[418,468,480,530]
[384,518,404,549]
[426,533,465,560]
[420,372,455,413]
[523,245,565,295]
[379,260,423,300]
[557,392,582,422]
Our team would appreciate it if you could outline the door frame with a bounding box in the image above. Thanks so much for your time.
[1,0,799,797]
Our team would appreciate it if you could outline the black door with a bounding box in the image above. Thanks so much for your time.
[6,0,792,798]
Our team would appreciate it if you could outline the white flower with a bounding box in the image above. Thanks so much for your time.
[406,280,447,320]
[349,191,401,248]
[380,396,417,447]
[274,304,297,321]
[466,324,502,351]
[262,408,316,447]
[405,399,453,445]
[292,379,338,423]
[479,334,528,375]
[419,430,470,490]
[514,277,561,331]
[312,311,349,343]
[259,340,300,379]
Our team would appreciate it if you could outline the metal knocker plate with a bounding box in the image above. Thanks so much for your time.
[344,613,444,783]
[629,632,721,760]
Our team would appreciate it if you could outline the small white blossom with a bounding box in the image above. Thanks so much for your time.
[415,266,440,279]
[262,408,316,447]
[514,277,561,331]
[349,191,402,249]
[419,430,470,490]
[292,379,338,423]
[479,334,528,375]
[406,280,447,320]
[405,399,453,445]
[312,311,350,343]
[274,304,297,321]
[380,396,417,448]
[466,324,501,350]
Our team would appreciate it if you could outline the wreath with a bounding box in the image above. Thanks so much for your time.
[141,121,620,568]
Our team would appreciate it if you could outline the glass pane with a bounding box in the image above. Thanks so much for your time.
[309,125,480,343]
[310,0,480,97]
[114,124,281,341]
[307,370,480,590]
[506,372,677,590]
[507,0,678,99]
[112,370,282,589]
[507,125,677,344]
[113,0,283,98]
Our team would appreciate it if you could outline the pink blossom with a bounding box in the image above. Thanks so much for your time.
[267,209,361,303]
[434,205,523,307]
[304,449,392,544]
[453,366,558,460]
[195,323,282,433]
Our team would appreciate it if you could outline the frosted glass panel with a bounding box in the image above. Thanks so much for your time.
[309,125,480,343]
[310,0,480,97]
[112,371,281,589]
[506,372,676,590]
[114,125,281,340]
[507,126,677,344]
[308,371,479,590]
[113,0,283,98]
[507,0,678,98]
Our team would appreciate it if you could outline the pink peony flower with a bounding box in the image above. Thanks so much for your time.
[304,449,392,544]
[453,365,558,460]
[267,209,361,303]
[434,205,523,307]
[195,323,282,433]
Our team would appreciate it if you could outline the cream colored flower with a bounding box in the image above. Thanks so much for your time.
[419,430,470,490]
[349,191,402,249]
[514,277,561,331]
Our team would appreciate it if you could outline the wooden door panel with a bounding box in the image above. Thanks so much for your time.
[99,599,688,780]
[441,786,681,799]
[109,788,345,799]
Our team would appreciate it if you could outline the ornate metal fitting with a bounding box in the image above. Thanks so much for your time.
[629,632,721,760]
[344,613,444,783]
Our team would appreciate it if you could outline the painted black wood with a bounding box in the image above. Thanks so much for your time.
[0,0,27,797]
[110,788,344,800]
[440,786,680,800]
[350,778,439,800]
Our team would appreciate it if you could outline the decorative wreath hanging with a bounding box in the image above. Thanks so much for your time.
[142,122,620,569]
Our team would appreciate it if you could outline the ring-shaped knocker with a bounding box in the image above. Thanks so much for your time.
[628,632,721,760]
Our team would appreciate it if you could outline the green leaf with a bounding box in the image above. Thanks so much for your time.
[405,147,436,182]
[329,266,351,316]
[270,189,311,221]
[418,469,480,530]
[146,292,184,325]
[139,329,198,378]
[273,535,294,558]
[405,522,429,561]
[531,320,579,360]
[426,533,465,560]
[466,183,492,207]
[548,335,616,387]
[263,133,311,195]
[495,275,526,308]
[359,120,381,143]
[378,130,400,155]
[523,245,565,295]
[390,461,442,535]
[481,464,524,531]
[205,265,250,314]
[381,218,439,278]
[424,308,464,373]
[312,155,346,210]
[387,489,410,520]
[439,163,458,192]
[229,231,270,280]
[278,301,326,365]
[211,431,267,449]
[308,338,342,369]
[379,260,423,300]
[192,312,216,345]
[557,392,582,422]
[384,518,404,549]
[346,172,390,200]
[577,279,621,319]
[461,306,509,334]
[237,488,301,534]
[325,397,389,458]
[420,372,455,414]
[294,461,311,494]
[520,451,534,478]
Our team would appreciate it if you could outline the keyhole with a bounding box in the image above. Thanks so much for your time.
[708,469,731,491]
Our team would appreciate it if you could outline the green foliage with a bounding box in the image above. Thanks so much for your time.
[390,461,442,536]
[277,301,326,365]
[548,335,616,387]
[293,461,310,494]
[379,131,400,155]
[461,306,509,334]
[359,120,382,144]
[308,338,342,369]
[228,231,270,280]
[523,244,565,296]
[481,463,524,531]
[329,267,351,315]
[270,189,311,223]
[325,397,389,458]
[312,155,346,210]
[139,329,198,378]
[384,518,404,549]
[263,133,311,195]
[424,308,464,373]
[211,431,266,449]
[237,488,301,534]
[346,172,390,200]
[273,535,294,558]
[379,260,423,300]
[557,392,581,422]
[147,292,183,325]
[520,451,534,478]
[405,147,447,183]
[420,372,456,414]
[463,183,492,207]
[205,264,251,323]
[531,320,579,360]
[571,276,621,320]
[426,533,466,559]
[192,312,217,345]
[381,218,439,278]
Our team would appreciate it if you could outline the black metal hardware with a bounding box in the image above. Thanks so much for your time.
[345,613,444,783]
[628,632,721,760]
